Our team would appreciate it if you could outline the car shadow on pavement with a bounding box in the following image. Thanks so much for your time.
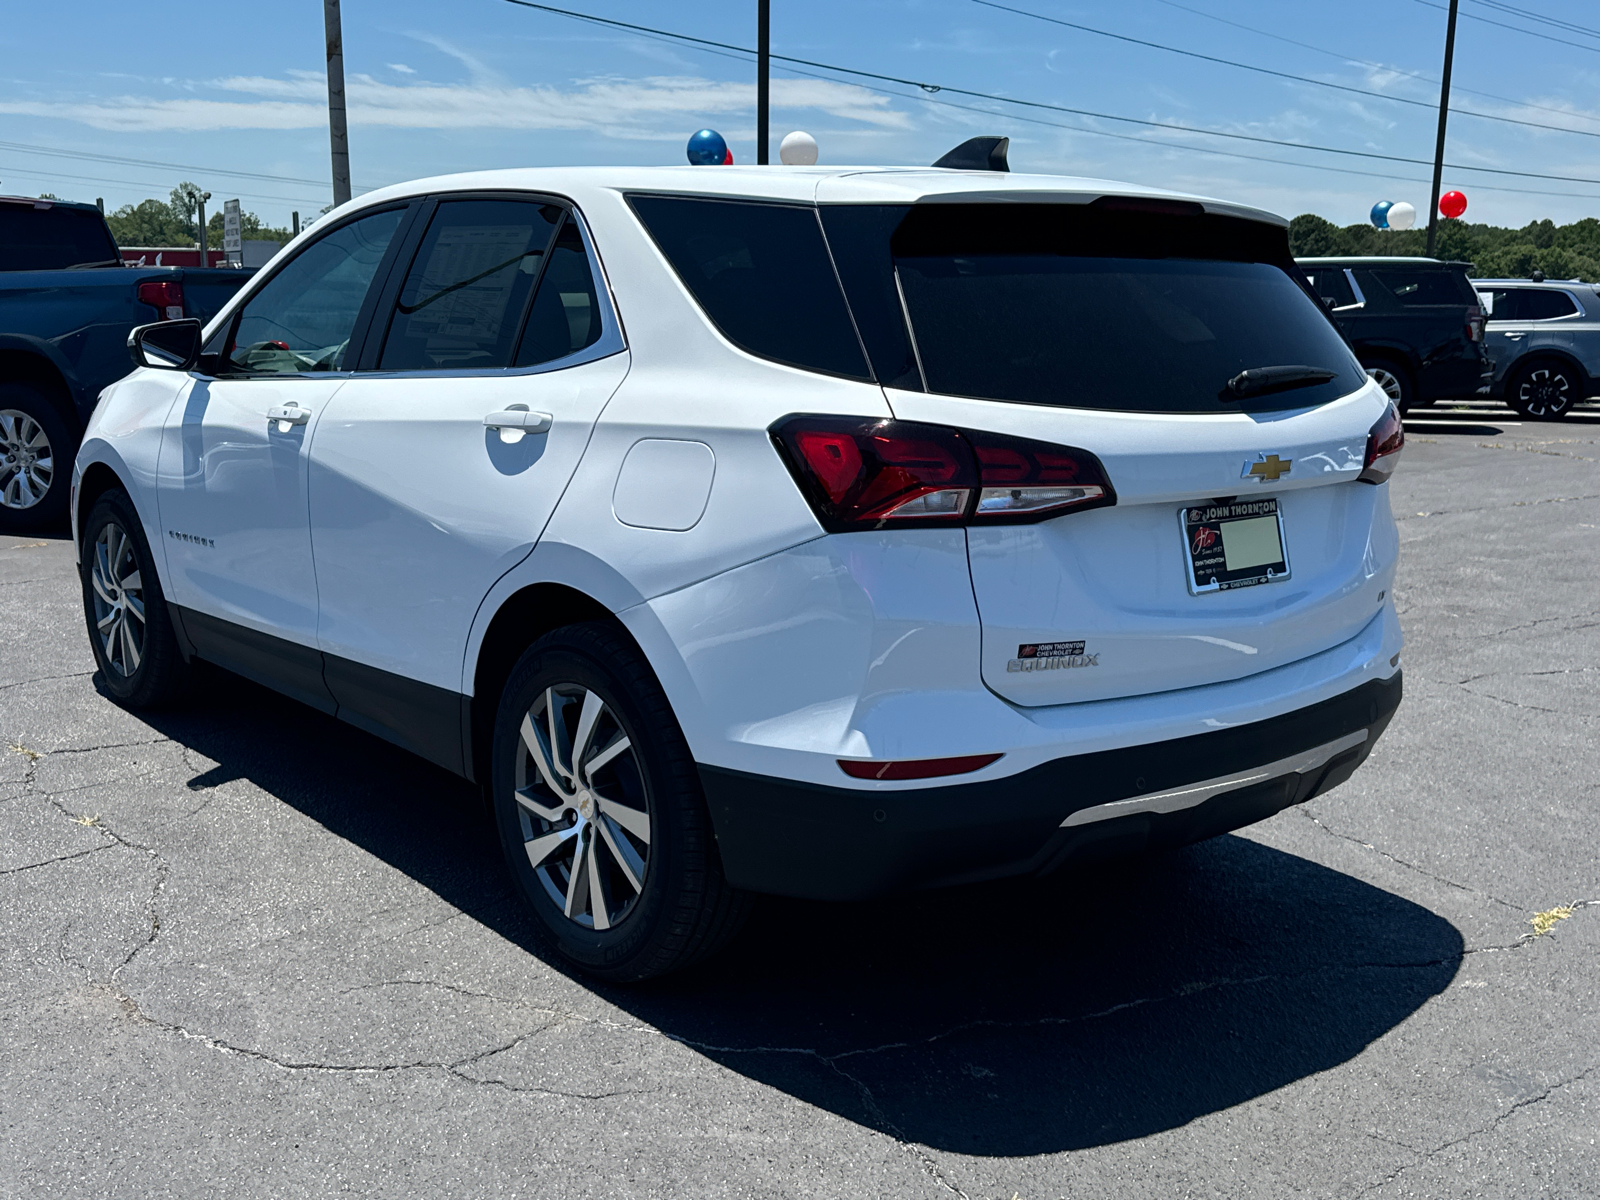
[137,668,1463,1158]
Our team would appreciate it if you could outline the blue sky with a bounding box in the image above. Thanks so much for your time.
[4,0,1600,231]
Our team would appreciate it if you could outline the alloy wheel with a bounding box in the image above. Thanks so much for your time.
[0,408,53,510]
[1516,367,1572,418]
[90,521,147,678]
[513,683,651,931]
[1365,367,1404,403]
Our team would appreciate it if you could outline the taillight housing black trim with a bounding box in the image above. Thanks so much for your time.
[769,414,1117,532]
[1359,401,1404,484]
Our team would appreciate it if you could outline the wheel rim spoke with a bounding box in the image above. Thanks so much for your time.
[520,712,571,801]
[514,785,567,823]
[597,814,645,893]
[570,689,604,772]
[596,793,650,843]
[563,836,590,918]
[586,836,611,930]
[524,826,578,870]
[583,733,631,782]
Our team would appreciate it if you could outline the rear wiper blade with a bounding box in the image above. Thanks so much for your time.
[1226,365,1338,399]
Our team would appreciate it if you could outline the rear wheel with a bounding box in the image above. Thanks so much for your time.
[79,489,191,707]
[0,383,74,532]
[1361,361,1414,414]
[1507,360,1579,421]
[491,622,749,981]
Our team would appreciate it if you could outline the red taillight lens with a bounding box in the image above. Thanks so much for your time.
[1359,401,1404,484]
[136,279,185,321]
[771,415,1115,531]
[1465,304,1485,342]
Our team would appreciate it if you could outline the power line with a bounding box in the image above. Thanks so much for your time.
[0,163,331,209]
[1412,0,1600,53]
[1146,0,1600,128]
[1465,0,1600,43]
[502,0,1600,187]
[0,138,371,193]
[972,0,1600,142]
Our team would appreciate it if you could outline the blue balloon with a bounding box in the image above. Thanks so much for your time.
[1370,200,1393,229]
[687,128,728,166]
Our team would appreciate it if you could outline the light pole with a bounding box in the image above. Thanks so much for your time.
[195,190,212,267]
[325,0,352,207]
[1426,0,1460,258]
[757,0,770,164]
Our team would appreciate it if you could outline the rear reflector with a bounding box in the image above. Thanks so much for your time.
[136,279,185,321]
[1465,304,1485,342]
[1359,401,1404,484]
[771,415,1115,532]
[838,753,1003,781]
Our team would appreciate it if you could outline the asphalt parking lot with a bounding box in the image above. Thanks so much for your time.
[3,400,1596,1200]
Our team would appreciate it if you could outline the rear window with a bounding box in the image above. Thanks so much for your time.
[628,195,870,380]
[0,203,120,271]
[1370,267,1477,306]
[886,203,1365,413]
[1480,287,1580,321]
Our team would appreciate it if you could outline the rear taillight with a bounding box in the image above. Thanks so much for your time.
[1465,304,1485,342]
[1359,402,1404,484]
[771,415,1115,531]
[136,279,185,321]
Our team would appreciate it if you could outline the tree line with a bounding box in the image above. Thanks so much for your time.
[1289,212,1600,281]
[102,182,296,249]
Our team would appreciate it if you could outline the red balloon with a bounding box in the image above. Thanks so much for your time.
[1439,190,1467,219]
[723,147,734,165]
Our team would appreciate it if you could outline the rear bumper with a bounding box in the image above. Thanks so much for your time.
[701,672,1401,901]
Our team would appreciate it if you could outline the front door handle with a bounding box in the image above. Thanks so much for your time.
[484,409,553,434]
[266,405,312,431]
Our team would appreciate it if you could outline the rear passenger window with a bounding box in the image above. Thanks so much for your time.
[1519,289,1580,320]
[380,200,562,371]
[1371,269,1471,306]
[628,195,870,381]
[515,216,604,367]
[1304,268,1357,309]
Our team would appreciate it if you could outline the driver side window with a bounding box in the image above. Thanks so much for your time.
[225,208,404,375]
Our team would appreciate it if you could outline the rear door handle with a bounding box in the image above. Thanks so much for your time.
[266,405,312,430]
[484,410,552,433]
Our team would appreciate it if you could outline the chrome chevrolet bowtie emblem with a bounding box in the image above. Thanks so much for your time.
[1243,454,1292,482]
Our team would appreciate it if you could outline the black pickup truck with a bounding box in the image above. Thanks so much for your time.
[0,195,252,530]
[1296,256,1492,413]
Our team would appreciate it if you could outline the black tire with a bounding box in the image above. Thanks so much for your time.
[1506,359,1579,421]
[490,621,750,982]
[1360,360,1415,415]
[79,489,192,708]
[0,382,75,533]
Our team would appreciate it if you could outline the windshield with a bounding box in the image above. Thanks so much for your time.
[880,203,1365,413]
[0,204,121,272]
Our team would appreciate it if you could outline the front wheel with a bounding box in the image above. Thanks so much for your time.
[1507,360,1580,420]
[79,489,192,707]
[490,622,749,981]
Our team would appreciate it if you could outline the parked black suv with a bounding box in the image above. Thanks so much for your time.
[1296,256,1491,412]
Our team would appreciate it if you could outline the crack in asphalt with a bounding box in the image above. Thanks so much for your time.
[1296,806,1528,914]
[0,843,116,876]
[0,671,96,693]
[1352,1060,1600,1197]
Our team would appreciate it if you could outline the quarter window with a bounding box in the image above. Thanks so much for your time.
[1303,267,1357,309]
[379,200,563,371]
[514,215,605,367]
[226,208,404,374]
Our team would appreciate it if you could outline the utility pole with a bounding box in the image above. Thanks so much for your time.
[324,0,352,207]
[195,190,212,267]
[1426,0,1460,258]
[757,0,770,165]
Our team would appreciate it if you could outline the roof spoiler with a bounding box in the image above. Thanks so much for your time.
[932,136,1009,172]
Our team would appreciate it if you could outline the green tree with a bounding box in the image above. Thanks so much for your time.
[104,180,290,251]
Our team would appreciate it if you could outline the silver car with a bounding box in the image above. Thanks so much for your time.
[1474,278,1600,420]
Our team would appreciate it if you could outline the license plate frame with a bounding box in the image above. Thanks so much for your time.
[1181,498,1291,594]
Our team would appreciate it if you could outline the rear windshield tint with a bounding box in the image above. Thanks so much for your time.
[886,204,1365,413]
[628,195,870,380]
[0,204,120,271]
[1369,267,1478,306]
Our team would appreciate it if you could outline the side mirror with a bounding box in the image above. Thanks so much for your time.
[129,319,203,371]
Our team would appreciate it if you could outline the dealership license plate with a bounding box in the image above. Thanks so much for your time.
[1182,498,1291,593]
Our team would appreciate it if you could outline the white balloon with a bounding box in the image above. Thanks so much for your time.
[1386,201,1416,231]
[779,130,818,165]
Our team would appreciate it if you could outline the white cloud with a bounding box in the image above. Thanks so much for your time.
[387,63,416,75]
[0,72,912,138]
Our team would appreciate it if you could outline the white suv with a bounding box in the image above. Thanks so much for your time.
[74,163,1405,980]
